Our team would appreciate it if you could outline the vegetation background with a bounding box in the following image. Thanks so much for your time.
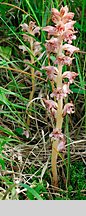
[0,0,86,200]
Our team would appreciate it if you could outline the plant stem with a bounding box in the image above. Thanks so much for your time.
[56,64,63,129]
[51,63,63,187]
[51,140,58,187]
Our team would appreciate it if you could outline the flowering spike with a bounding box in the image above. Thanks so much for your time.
[42,5,79,187]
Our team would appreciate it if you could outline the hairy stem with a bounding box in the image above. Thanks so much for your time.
[52,53,63,188]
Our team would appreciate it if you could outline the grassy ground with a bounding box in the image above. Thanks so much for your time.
[0,0,86,200]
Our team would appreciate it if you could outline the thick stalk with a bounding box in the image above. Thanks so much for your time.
[56,64,63,129]
[51,140,58,187]
[52,57,63,187]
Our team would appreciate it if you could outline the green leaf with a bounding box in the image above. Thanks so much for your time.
[0,46,12,59]
[20,183,43,200]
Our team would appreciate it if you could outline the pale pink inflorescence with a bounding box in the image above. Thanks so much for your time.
[19,21,41,57]
[43,5,79,152]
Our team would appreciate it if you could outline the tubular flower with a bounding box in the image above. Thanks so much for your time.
[43,99,58,119]
[62,83,72,96]
[20,21,40,35]
[50,87,64,100]
[50,128,66,152]
[63,102,75,116]
[62,71,78,83]
[42,66,58,81]
[43,26,57,37]
[50,83,71,100]
[62,30,76,44]
[45,37,61,53]
[62,44,79,56]
[43,99,58,111]
[19,21,40,45]
[19,21,42,57]
[55,55,74,66]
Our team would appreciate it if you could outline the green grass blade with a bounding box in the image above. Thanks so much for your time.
[20,183,43,200]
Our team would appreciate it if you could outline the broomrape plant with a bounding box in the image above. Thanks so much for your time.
[42,5,79,187]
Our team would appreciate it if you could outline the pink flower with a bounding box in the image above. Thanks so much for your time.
[51,6,69,24]
[43,26,57,37]
[50,87,63,100]
[43,99,58,111]
[60,5,69,16]
[45,37,61,53]
[62,44,79,56]
[62,83,72,97]
[43,99,58,119]
[33,41,42,56]
[57,141,65,152]
[50,83,71,100]
[62,30,76,44]
[43,23,65,36]
[52,8,61,23]
[62,12,74,24]
[33,26,40,35]
[20,23,29,31]
[55,55,73,65]
[20,21,40,36]
[63,102,75,116]
[55,22,65,34]
[52,6,74,25]
[23,34,30,42]
[50,128,63,139]
[50,128,66,152]
[42,66,58,81]
[62,71,78,83]
[65,21,76,31]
